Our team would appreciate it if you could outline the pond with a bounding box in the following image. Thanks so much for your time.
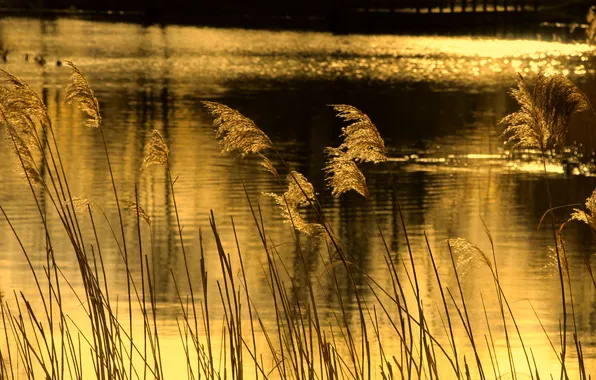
[1,16,596,379]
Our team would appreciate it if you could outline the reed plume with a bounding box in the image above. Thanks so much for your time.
[64,60,101,128]
[282,171,316,205]
[330,104,386,163]
[0,106,42,186]
[500,72,589,152]
[448,238,492,277]
[63,197,101,212]
[142,129,169,169]
[568,189,596,232]
[258,153,279,178]
[324,105,386,198]
[324,147,368,198]
[501,73,588,379]
[546,234,570,278]
[202,101,273,156]
[0,71,48,182]
[7,126,42,186]
[0,70,50,127]
[266,171,324,237]
[587,6,596,45]
[4,113,41,151]
[121,200,151,226]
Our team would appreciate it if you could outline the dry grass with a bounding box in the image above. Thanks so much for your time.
[322,105,388,198]
[120,199,152,226]
[64,60,101,128]
[501,71,593,380]
[0,64,594,380]
[569,189,596,232]
[141,129,169,169]
[324,147,369,198]
[201,100,272,156]
[0,70,49,126]
[329,104,386,164]
[265,171,325,237]
[500,72,589,152]
[448,238,493,277]
[587,6,596,45]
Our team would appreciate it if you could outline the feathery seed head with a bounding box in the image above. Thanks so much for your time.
[330,104,386,163]
[266,192,326,237]
[142,129,169,169]
[587,6,596,45]
[546,234,569,279]
[121,200,151,226]
[448,238,492,277]
[324,147,368,198]
[266,171,324,238]
[8,126,43,186]
[63,197,101,212]
[500,72,589,152]
[258,153,279,178]
[0,105,42,186]
[64,61,102,128]
[202,101,272,156]
[13,114,41,150]
[569,189,596,232]
[0,104,39,149]
[0,70,50,127]
[285,171,316,207]
[324,104,384,198]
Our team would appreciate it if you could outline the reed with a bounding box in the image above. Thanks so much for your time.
[0,64,593,380]
[501,71,591,380]
[587,6,596,46]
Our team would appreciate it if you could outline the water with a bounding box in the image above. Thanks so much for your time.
[1,16,596,378]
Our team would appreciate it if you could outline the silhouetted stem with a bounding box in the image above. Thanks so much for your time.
[98,126,132,379]
[541,154,568,380]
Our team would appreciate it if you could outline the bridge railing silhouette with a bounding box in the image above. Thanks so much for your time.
[355,0,539,13]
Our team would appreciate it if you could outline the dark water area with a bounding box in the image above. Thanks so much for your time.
[1,16,596,377]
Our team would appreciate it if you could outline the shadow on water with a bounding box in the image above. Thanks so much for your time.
[213,80,509,153]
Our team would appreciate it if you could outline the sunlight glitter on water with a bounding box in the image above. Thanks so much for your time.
[173,29,595,85]
[1,17,592,90]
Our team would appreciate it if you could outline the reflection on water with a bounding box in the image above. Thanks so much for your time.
[1,16,596,378]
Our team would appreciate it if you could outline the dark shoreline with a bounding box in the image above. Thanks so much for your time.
[0,6,588,41]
